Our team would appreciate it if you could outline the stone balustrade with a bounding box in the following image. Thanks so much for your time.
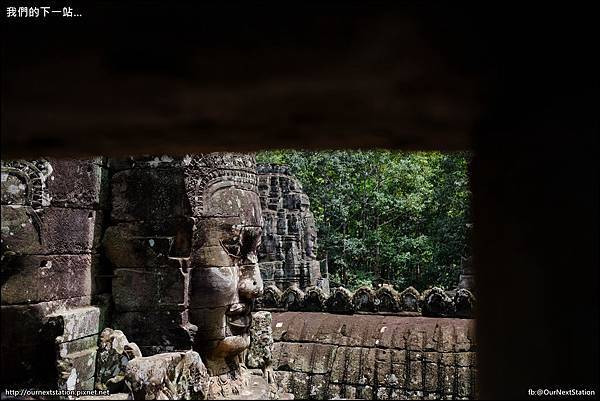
[257,284,476,319]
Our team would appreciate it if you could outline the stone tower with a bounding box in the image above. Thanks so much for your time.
[256,164,329,294]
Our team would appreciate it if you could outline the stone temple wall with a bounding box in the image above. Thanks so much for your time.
[257,164,329,294]
[1,158,111,390]
[270,312,477,400]
[1,154,478,400]
[103,156,196,356]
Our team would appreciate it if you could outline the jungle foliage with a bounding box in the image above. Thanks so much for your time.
[256,150,472,291]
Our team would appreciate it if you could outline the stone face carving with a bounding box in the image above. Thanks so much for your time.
[182,154,264,389]
[256,164,329,294]
[125,350,209,400]
[375,284,401,313]
[104,153,275,399]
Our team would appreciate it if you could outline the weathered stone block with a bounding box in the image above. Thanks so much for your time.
[102,219,193,268]
[45,158,107,209]
[456,366,471,398]
[327,383,342,400]
[406,328,425,351]
[440,354,456,395]
[344,347,363,384]
[1,205,100,254]
[308,374,328,400]
[0,297,92,342]
[290,372,309,400]
[57,335,99,359]
[329,345,346,384]
[91,254,112,295]
[439,324,456,352]
[357,348,378,386]
[48,306,101,343]
[110,168,188,222]
[455,324,473,352]
[407,351,423,391]
[112,310,193,350]
[0,297,92,386]
[247,311,273,369]
[377,386,391,400]
[359,385,373,400]
[272,343,313,373]
[112,268,187,312]
[1,254,92,304]
[57,347,97,390]
[424,360,439,393]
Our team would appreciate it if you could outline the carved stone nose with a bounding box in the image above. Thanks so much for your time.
[238,263,264,300]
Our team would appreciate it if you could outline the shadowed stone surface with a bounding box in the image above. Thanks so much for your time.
[2,254,92,304]
[1,158,109,390]
[1,206,102,255]
[95,328,142,393]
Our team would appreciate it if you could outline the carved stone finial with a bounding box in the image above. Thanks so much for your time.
[303,286,327,312]
[399,286,421,312]
[454,288,476,318]
[256,285,283,310]
[352,286,376,312]
[421,287,455,317]
[281,287,305,311]
[325,287,355,314]
[375,284,401,313]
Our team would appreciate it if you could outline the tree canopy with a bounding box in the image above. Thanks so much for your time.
[256,150,472,291]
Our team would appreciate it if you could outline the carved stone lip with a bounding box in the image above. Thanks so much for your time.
[227,313,251,329]
[226,302,252,328]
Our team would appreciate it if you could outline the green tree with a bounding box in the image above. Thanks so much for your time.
[256,150,471,291]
